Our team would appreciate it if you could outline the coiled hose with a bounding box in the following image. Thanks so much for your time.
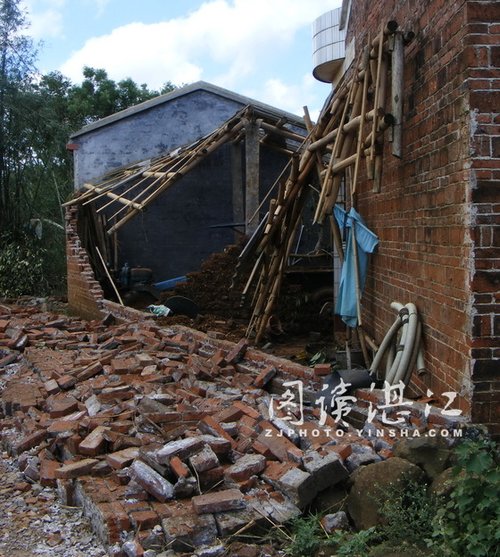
[370,302,425,385]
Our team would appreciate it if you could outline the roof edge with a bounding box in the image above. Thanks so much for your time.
[70,80,305,139]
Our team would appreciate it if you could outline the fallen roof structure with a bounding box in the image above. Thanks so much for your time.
[241,22,412,345]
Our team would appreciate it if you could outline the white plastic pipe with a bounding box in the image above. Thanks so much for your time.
[370,301,423,386]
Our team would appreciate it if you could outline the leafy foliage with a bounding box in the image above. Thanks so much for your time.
[286,515,322,556]
[0,232,46,297]
[329,527,379,556]
[429,438,500,557]
[0,0,176,296]
[379,479,436,547]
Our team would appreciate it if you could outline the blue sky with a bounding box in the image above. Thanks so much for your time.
[23,0,341,117]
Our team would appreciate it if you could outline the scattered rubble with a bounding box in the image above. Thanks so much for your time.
[0,450,107,557]
[0,301,466,556]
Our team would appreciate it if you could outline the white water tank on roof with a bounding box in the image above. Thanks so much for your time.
[312,7,346,83]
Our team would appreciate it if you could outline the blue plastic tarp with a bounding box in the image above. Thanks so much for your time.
[334,205,379,327]
[153,276,187,291]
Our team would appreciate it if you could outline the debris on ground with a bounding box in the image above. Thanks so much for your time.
[0,300,465,556]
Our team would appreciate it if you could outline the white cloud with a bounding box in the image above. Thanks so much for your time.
[22,0,65,39]
[59,0,337,89]
[82,0,110,17]
[245,73,330,119]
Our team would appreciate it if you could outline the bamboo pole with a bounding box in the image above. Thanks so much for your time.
[391,31,404,158]
[368,24,386,174]
[260,121,306,143]
[95,245,124,306]
[81,184,144,211]
[107,119,247,234]
[351,38,371,202]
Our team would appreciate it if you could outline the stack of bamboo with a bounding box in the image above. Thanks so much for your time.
[245,23,410,343]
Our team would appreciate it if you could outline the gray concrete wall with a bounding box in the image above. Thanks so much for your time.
[72,89,243,187]
[71,89,298,282]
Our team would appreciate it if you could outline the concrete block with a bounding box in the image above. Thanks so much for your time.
[275,467,315,508]
[302,450,349,492]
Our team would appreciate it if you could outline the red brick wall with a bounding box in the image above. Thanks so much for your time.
[466,1,500,436]
[66,206,106,321]
[345,0,499,431]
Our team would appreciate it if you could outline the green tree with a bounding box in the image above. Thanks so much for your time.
[0,0,37,231]
[0,0,177,296]
[67,66,175,127]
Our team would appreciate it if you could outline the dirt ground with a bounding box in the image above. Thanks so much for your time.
[0,453,107,557]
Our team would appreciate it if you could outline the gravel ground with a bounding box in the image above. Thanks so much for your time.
[0,452,107,557]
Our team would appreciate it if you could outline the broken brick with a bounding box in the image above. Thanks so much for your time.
[55,458,99,479]
[15,429,47,453]
[225,454,266,482]
[198,416,236,447]
[169,456,190,479]
[192,488,245,514]
[129,460,174,503]
[225,338,249,364]
[156,437,205,463]
[129,509,161,530]
[189,445,219,473]
[78,425,109,456]
[47,395,79,418]
[254,365,277,388]
[106,447,140,470]
[314,363,332,376]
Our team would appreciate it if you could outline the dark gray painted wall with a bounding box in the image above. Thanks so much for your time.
[72,89,296,281]
[72,89,244,187]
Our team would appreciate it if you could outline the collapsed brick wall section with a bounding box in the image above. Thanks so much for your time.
[466,1,500,437]
[65,206,106,321]
[346,0,499,430]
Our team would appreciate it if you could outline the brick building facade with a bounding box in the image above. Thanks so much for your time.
[342,0,499,434]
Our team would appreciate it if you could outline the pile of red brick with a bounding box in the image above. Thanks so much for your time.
[0,303,406,556]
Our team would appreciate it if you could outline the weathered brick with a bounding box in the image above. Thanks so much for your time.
[106,447,140,469]
[162,513,218,552]
[225,454,267,482]
[192,488,245,514]
[55,458,99,479]
[129,460,174,503]
[169,456,190,478]
[156,437,205,463]
[189,445,219,473]
[78,426,109,456]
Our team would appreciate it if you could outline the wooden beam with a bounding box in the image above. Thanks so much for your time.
[245,118,261,235]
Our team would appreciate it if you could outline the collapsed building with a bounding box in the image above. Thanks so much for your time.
[65,0,499,438]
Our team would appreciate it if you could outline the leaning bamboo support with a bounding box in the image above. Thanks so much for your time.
[81,184,144,211]
[369,24,386,172]
[95,245,124,306]
[260,121,306,143]
[351,39,371,202]
[107,119,247,234]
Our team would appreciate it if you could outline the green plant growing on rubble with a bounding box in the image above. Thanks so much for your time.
[281,439,499,557]
[328,527,379,556]
[285,515,322,556]
[379,479,436,548]
[428,437,500,557]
